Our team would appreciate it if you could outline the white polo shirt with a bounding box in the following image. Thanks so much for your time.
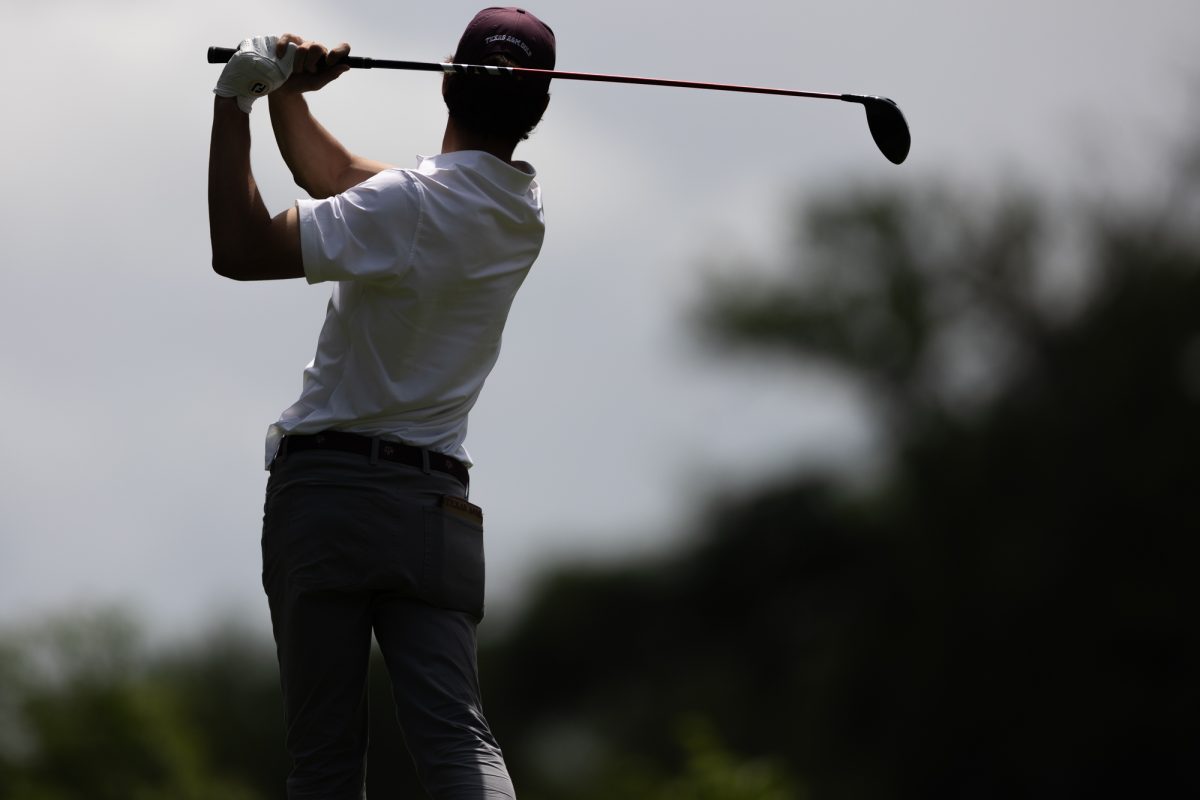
[264,151,545,468]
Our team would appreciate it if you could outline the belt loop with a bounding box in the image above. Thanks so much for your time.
[279,436,289,460]
[369,437,379,466]
[420,448,431,475]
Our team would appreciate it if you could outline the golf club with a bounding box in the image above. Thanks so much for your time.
[208,46,911,165]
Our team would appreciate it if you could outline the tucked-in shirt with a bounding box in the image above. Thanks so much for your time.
[264,151,545,468]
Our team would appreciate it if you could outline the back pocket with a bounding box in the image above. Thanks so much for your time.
[422,496,486,621]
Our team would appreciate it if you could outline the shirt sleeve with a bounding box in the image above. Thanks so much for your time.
[297,169,424,285]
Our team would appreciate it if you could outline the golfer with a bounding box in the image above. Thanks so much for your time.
[207,8,554,799]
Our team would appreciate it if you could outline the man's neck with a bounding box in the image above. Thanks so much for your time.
[441,120,516,164]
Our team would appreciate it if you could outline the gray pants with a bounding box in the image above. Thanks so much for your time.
[262,447,515,799]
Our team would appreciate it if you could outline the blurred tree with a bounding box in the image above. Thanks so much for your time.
[151,625,290,799]
[0,610,267,799]
[477,138,1200,798]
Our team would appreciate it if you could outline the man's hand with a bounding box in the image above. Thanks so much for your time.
[213,35,298,113]
[273,34,351,95]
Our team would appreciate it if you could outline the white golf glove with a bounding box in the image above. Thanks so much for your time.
[213,35,298,113]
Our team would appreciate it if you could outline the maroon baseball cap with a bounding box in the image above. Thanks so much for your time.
[453,7,556,71]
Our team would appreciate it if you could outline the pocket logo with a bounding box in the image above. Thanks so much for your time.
[440,495,483,525]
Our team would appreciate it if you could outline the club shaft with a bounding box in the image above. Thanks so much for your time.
[206,46,845,102]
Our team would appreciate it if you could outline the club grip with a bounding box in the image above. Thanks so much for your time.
[207,44,375,69]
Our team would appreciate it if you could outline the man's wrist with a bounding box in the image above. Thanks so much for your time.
[214,95,251,117]
[268,85,303,103]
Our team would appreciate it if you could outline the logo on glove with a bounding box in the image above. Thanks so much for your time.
[251,82,268,95]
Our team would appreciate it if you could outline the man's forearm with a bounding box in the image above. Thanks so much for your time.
[208,97,302,280]
[209,98,269,266]
[269,91,390,198]
[268,91,354,199]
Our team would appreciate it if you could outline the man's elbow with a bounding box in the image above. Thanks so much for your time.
[211,250,252,280]
[209,208,302,280]
[211,244,304,281]
[292,171,329,200]
[211,246,276,280]
[210,226,253,279]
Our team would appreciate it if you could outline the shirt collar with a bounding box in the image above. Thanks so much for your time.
[417,151,538,191]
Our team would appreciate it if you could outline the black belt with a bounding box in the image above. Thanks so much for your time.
[277,431,469,488]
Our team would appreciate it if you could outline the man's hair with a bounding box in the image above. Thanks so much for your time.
[443,54,549,143]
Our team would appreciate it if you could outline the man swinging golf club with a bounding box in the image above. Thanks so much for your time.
[208,7,554,799]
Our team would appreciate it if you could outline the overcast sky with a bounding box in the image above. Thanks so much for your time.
[2,0,1196,641]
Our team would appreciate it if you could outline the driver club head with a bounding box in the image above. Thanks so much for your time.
[844,95,911,165]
